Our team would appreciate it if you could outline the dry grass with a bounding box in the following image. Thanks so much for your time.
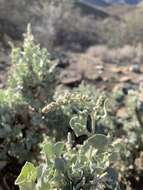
[86,44,143,65]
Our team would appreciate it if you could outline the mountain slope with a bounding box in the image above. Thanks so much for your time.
[80,0,142,6]
[79,0,110,6]
[77,1,110,18]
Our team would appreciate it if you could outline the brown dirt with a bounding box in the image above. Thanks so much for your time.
[59,51,143,93]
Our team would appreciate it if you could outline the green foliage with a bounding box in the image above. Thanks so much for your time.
[0,25,57,172]
[8,24,56,109]
[45,84,143,189]
[15,162,37,190]
[15,83,124,190]
[0,88,24,106]
[103,88,143,188]
[43,84,108,137]
[16,137,120,190]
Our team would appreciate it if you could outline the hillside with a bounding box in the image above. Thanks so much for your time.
[80,0,142,6]
[77,1,110,18]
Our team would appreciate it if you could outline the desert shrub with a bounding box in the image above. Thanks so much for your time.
[86,44,143,65]
[118,91,143,188]
[52,84,143,189]
[46,83,110,141]
[96,18,126,48]
[15,92,121,190]
[34,0,98,51]
[96,12,143,47]
[8,24,56,109]
[86,45,118,64]
[123,13,143,45]
[105,88,143,189]
[0,26,63,189]
[0,90,44,189]
[70,85,143,189]
[0,95,42,163]
[15,137,121,190]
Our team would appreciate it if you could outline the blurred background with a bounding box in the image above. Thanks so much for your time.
[1,0,143,89]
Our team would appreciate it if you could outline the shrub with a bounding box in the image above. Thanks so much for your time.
[0,25,58,189]
[86,44,143,65]
[45,83,109,141]
[15,137,121,190]
[52,84,143,189]
[8,24,56,109]
[123,13,143,45]
[117,91,143,188]
[15,92,121,190]
[96,18,126,48]
[34,0,98,51]
[105,88,143,189]
[96,12,143,47]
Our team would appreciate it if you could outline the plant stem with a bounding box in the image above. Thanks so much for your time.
[91,113,96,134]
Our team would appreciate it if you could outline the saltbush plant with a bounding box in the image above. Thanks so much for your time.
[8,24,56,109]
[99,88,143,189]
[1,20,143,189]
[15,137,120,190]
[36,0,98,51]
[52,84,143,189]
[96,13,143,47]
[0,24,57,162]
[0,26,58,189]
[15,92,121,190]
[114,90,143,188]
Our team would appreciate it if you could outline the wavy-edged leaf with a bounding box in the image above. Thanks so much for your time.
[70,115,89,137]
[87,134,108,151]
[54,142,65,157]
[55,157,65,171]
[109,152,119,162]
[42,142,54,159]
[15,162,37,185]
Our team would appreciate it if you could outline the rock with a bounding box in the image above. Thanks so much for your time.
[119,76,132,83]
[110,66,129,74]
[112,84,123,92]
[135,151,143,171]
[57,57,70,69]
[129,64,141,73]
[96,64,104,71]
[85,71,103,81]
[60,70,82,86]
[122,83,135,95]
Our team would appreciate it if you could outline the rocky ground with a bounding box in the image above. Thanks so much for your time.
[58,46,143,93]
